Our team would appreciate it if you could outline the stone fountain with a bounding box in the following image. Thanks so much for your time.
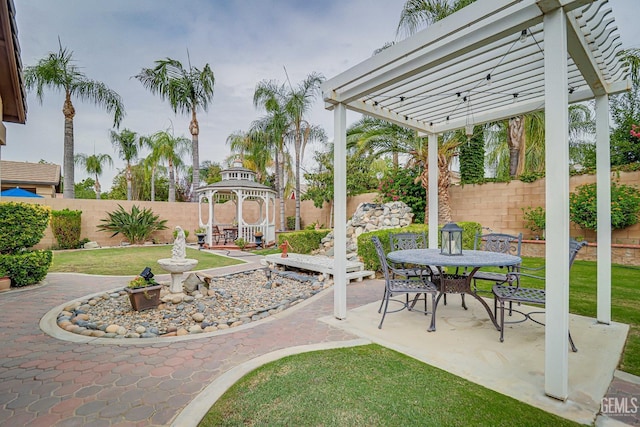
[157,226,198,294]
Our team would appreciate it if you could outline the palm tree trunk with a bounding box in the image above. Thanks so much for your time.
[294,136,301,231]
[190,112,200,202]
[508,116,526,177]
[126,163,133,201]
[151,166,156,202]
[438,155,453,223]
[276,150,285,231]
[63,95,75,199]
[168,161,176,203]
[94,174,101,200]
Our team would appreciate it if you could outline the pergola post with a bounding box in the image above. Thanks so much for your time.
[333,103,347,320]
[544,6,570,401]
[428,133,439,249]
[596,94,612,324]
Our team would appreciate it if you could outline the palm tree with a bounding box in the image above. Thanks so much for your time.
[110,128,141,201]
[74,152,113,199]
[140,135,165,202]
[146,130,190,202]
[24,41,125,199]
[135,57,215,201]
[226,130,273,184]
[347,116,416,168]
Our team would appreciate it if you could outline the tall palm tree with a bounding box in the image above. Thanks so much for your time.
[74,152,113,199]
[140,135,166,202]
[253,80,290,231]
[347,116,415,168]
[110,128,141,201]
[146,130,190,202]
[226,130,273,184]
[135,57,215,201]
[24,41,125,199]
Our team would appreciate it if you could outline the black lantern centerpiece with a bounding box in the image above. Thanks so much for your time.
[441,222,463,256]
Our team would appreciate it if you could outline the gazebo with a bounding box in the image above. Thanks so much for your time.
[195,159,276,247]
[322,0,628,400]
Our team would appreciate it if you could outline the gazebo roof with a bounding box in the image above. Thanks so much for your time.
[195,164,275,194]
[321,0,629,134]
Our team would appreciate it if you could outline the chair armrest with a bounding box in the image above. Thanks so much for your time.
[504,271,545,289]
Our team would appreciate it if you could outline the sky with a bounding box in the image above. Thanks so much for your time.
[4,1,640,189]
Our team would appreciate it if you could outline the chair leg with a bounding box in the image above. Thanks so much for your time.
[461,293,467,310]
[378,288,387,314]
[569,331,578,352]
[499,299,505,342]
[378,292,391,329]
[428,292,437,331]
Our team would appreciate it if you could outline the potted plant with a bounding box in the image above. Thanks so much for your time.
[0,269,10,292]
[125,275,162,311]
[195,227,207,249]
[254,230,264,248]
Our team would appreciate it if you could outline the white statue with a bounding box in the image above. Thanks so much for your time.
[172,226,186,260]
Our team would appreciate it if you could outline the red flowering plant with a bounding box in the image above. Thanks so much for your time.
[631,124,640,138]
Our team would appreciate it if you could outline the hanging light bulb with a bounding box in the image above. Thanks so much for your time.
[486,74,491,87]
[519,29,528,44]
[512,93,519,103]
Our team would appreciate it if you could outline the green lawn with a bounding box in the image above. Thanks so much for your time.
[50,246,244,275]
[201,344,579,427]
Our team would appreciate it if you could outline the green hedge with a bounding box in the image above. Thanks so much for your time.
[51,209,82,249]
[0,202,50,254]
[0,250,53,287]
[277,229,331,254]
[357,222,482,271]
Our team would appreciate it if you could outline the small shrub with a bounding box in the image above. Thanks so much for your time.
[173,229,190,240]
[570,182,640,230]
[128,275,157,288]
[522,206,546,238]
[286,216,296,230]
[97,205,168,244]
[0,250,52,287]
[234,238,247,250]
[0,202,51,253]
[518,171,544,183]
[51,209,82,249]
[277,230,331,254]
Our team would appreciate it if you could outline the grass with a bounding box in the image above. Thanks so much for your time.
[49,245,244,275]
[201,344,579,427]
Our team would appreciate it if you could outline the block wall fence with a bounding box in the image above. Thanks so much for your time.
[3,171,640,264]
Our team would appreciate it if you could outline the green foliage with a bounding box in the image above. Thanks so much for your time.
[0,202,51,254]
[570,182,640,230]
[610,87,640,166]
[459,132,485,184]
[51,209,82,249]
[517,171,544,183]
[357,222,482,271]
[277,230,331,254]
[377,167,426,223]
[128,275,157,288]
[97,205,168,244]
[74,178,97,199]
[234,238,247,250]
[0,250,52,287]
[286,216,296,230]
[521,206,546,236]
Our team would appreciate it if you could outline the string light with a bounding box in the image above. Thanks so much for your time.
[519,29,528,43]
[512,93,519,103]
[486,74,491,87]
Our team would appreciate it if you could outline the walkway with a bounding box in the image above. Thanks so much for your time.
[0,252,638,426]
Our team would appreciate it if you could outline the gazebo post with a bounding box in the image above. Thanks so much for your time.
[544,6,570,401]
[596,94,612,324]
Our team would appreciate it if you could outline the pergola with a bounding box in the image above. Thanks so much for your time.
[321,0,629,400]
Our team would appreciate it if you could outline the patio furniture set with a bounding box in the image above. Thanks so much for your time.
[373,229,587,349]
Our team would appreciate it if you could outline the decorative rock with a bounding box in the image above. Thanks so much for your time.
[135,326,146,334]
[116,326,127,335]
[105,325,120,334]
[192,313,205,322]
[83,241,100,249]
[176,328,189,336]
[188,325,202,333]
[171,294,184,304]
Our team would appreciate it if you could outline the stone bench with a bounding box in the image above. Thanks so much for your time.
[264,253,375,282]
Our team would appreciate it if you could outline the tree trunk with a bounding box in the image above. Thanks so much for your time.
[126,163,132,201]
[62,95,75,199]
[508,116,526,177]
[151,166,156,202]
[190,111,200,202]
[437,156,453,224]
[94,175,101,200]
[274,148,285,231]
[168,161,176,203]
[294,135,301,231]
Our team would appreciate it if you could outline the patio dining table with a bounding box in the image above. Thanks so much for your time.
[387,249,521,332]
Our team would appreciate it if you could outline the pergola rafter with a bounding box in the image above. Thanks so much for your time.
[322,0,629,401]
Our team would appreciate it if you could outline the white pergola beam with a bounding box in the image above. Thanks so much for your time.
[566,10,608,95]
[596,94,611,324]
[333,103,347,320]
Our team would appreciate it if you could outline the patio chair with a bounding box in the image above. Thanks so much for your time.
[389,232,435,279]
[211,226,222,244]
[492,239,588,351]
[372,236,438,330]
[472,232,523,292]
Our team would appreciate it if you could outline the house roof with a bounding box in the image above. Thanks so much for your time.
[0,0,26,124]
[1,160,61,186]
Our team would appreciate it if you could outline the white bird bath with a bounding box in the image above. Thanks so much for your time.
[157,258,198,293]
[158,226,198,294]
